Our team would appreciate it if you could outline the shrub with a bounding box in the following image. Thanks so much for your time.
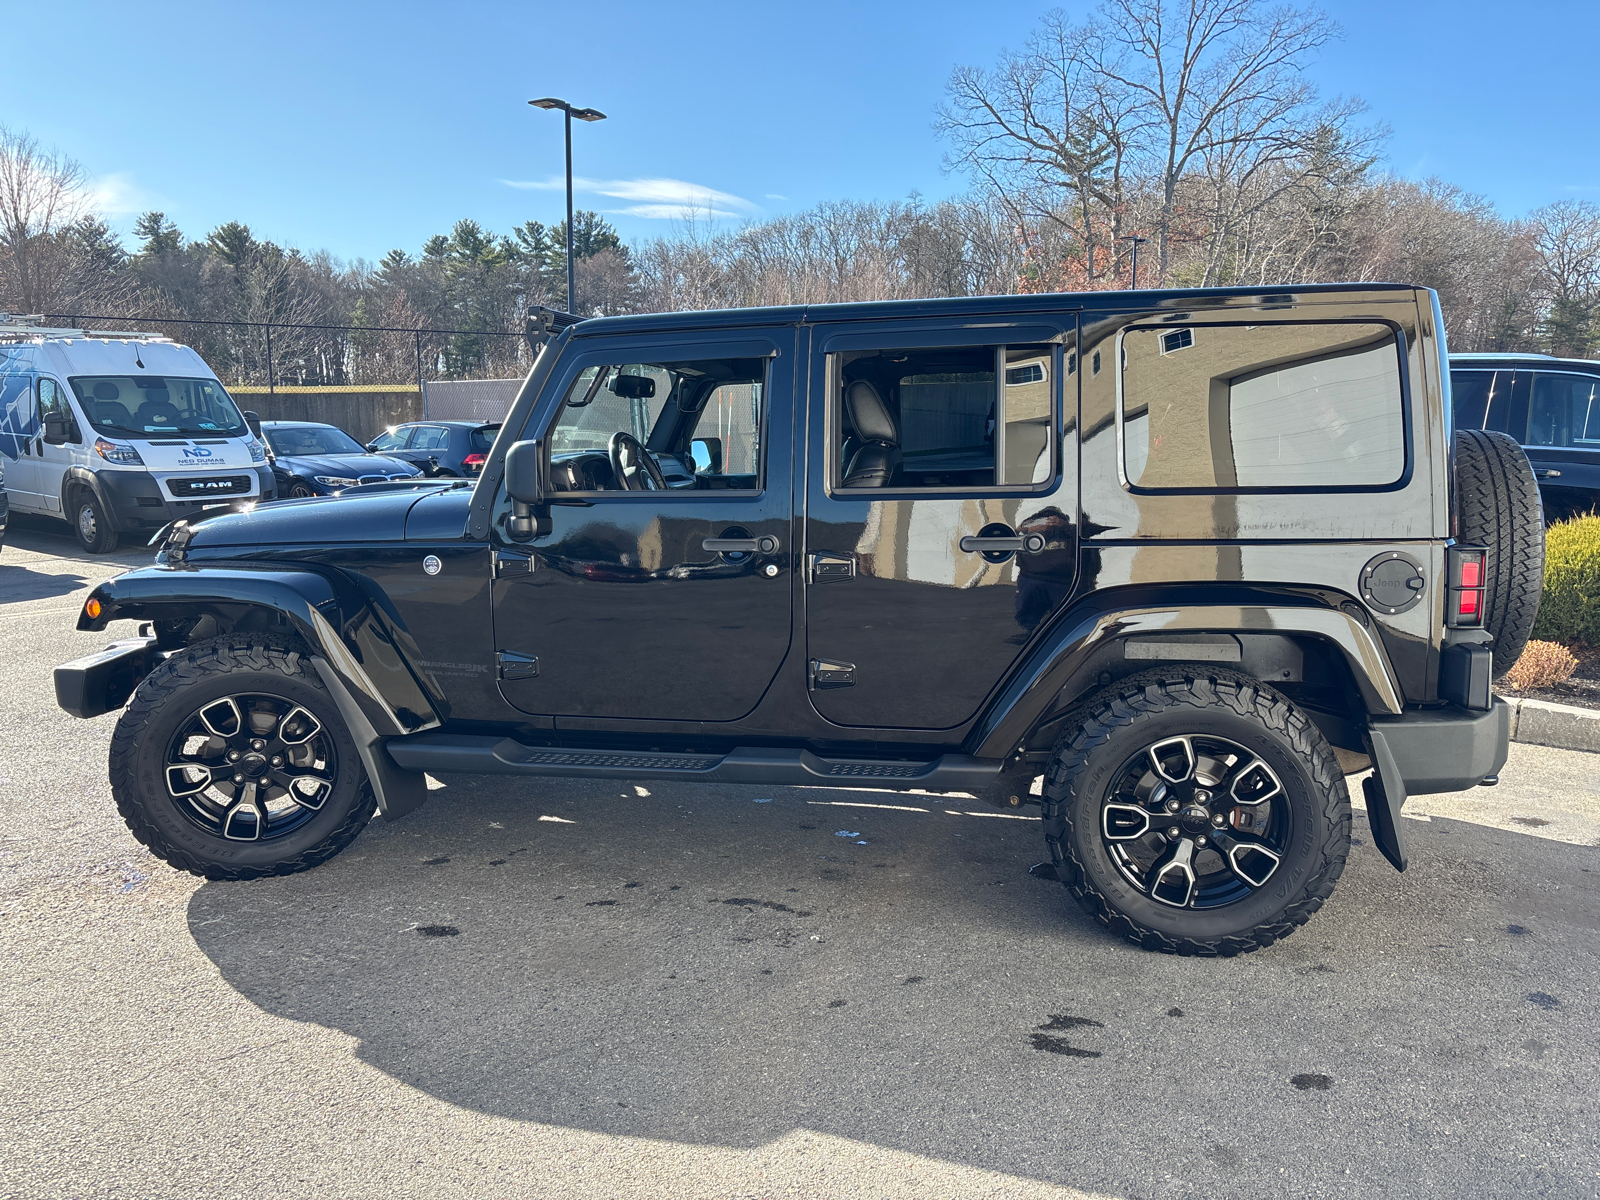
[1531,514,1600,646]
[1502,640,1579,691]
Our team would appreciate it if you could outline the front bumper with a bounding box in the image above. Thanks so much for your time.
[55,637,164,719]
[1369,698,1511,794]
[98,466,276,534]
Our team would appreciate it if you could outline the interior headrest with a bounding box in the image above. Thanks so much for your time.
[843,380,897,444]
[93,381,120,400]
[139,389,172,406]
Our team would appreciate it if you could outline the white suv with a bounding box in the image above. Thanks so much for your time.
[0,322,274,552]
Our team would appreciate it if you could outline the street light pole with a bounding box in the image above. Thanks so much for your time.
[1121,235,1149,289]
[529,97,607,314]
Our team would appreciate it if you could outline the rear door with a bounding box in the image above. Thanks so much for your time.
[802,316,1079,730]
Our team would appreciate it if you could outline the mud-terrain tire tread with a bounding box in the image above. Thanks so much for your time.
[1041,668,1350,957]
[1454,428,1544,678]
[109,634,374,881]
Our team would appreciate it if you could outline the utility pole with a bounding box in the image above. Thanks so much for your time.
[1121,235,1149,289]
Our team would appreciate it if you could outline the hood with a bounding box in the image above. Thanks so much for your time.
[275,452,421,481]
[187,487,430,547]
[133,438,257,472]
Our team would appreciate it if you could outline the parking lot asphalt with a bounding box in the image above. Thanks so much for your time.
[2,514,1598,1200]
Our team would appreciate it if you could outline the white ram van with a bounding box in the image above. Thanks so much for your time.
[0,323,274,552]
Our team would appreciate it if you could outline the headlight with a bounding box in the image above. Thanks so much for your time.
[313,475,359,489]
[249,440,267,463]
[94,438,143,465]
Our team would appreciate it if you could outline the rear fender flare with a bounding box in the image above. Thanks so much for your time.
[76,565,437,819]
[967,593,1403,761]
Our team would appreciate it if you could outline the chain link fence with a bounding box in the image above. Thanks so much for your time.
[41,313,534,392]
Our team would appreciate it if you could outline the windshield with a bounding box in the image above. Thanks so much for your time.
[69,375,248,439]
[265,425,366,457]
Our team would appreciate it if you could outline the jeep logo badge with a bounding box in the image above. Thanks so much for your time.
[422,555,442,576]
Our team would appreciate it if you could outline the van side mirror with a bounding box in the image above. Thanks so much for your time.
[242,410,263,438]
[43,413,77,445]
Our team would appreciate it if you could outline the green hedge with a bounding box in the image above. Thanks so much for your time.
[1532,514,1600,645]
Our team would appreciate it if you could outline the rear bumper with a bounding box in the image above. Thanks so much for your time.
[1369,698,1511,794]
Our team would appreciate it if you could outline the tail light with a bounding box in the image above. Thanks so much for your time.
[1446,546,1486,627]
[463,453,487,474]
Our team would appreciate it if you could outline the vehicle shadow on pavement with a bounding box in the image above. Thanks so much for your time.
[0,562,92,604]
[187,776,1598,1197]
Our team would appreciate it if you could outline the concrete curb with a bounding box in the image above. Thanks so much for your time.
[1502,695,1600,754]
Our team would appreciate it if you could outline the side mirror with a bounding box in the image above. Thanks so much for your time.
[504,439,548,540]
[242,410,263,438]
[691,436,722,474]
[505,439,546,505]
[43,413,77,445]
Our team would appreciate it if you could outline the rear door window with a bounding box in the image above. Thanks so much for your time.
[1121,322,1407,490]
[1527,372,1600,448]
[410,425,451,451]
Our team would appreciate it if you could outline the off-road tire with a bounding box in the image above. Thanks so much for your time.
[1042,667,1351,956]
[110,635,376,880]
[1455,429,1544,677]
[71,487,120,554]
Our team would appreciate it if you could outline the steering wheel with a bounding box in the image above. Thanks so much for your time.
[608,431,668,491]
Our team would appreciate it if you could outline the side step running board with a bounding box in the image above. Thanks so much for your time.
[385,734,1001,794]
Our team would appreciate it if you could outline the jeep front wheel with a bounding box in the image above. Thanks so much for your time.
[110,636,376,880]
[1043,668,1350,956]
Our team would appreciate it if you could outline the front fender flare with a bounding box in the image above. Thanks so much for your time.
[77,564,435,819]
[967,595,1403,761]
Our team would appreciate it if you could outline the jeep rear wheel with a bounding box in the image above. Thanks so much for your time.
[110,636,376,880]
[1042,668,1350,956]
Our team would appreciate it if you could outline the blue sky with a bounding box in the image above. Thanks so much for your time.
[4,0,1596,263]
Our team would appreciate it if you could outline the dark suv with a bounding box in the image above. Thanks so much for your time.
[1450,352,1600,519]
[55,285,1543,957]
[368,420,500,478]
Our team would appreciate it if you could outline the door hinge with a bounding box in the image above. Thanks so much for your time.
[497,651,540,681]
[807,552,856,583]
[495,550,537,577]
[808,658,855,690]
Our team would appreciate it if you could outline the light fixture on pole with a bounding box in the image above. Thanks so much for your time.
[528,97,607,313]
[1120,235,1149,290]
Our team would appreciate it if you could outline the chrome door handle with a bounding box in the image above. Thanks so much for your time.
[960,533,1045,554]
[703,536,779,554]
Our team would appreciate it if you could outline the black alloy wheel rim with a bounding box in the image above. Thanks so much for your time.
[164,693,338,842]
[1099,734,1291,910]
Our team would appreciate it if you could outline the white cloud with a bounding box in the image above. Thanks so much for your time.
[501,175,758,220]
[765,193,789,201]
[86,172,158,216]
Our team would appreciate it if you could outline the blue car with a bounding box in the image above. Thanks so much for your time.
[261,421,423,498]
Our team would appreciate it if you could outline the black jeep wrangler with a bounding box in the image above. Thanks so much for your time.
[57,285,1544,956]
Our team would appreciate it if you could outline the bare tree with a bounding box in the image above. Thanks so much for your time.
[940,0,1366,286]
[0,126,93,311]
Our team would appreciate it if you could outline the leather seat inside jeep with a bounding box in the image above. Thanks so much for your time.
[841,380,901,487]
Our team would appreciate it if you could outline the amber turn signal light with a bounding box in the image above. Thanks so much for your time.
[84,598,101,619]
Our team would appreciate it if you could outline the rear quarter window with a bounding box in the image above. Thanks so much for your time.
[1120,322,1407,491]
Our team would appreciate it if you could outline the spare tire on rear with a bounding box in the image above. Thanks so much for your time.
[1454,429,1544,678]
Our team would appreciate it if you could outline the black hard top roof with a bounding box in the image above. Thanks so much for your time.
[569,282,1427,339]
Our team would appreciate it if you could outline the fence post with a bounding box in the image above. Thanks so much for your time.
[265,322,275,396]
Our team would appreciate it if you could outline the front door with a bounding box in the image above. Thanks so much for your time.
[490,329,796,723]
[803,317,1079,730]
